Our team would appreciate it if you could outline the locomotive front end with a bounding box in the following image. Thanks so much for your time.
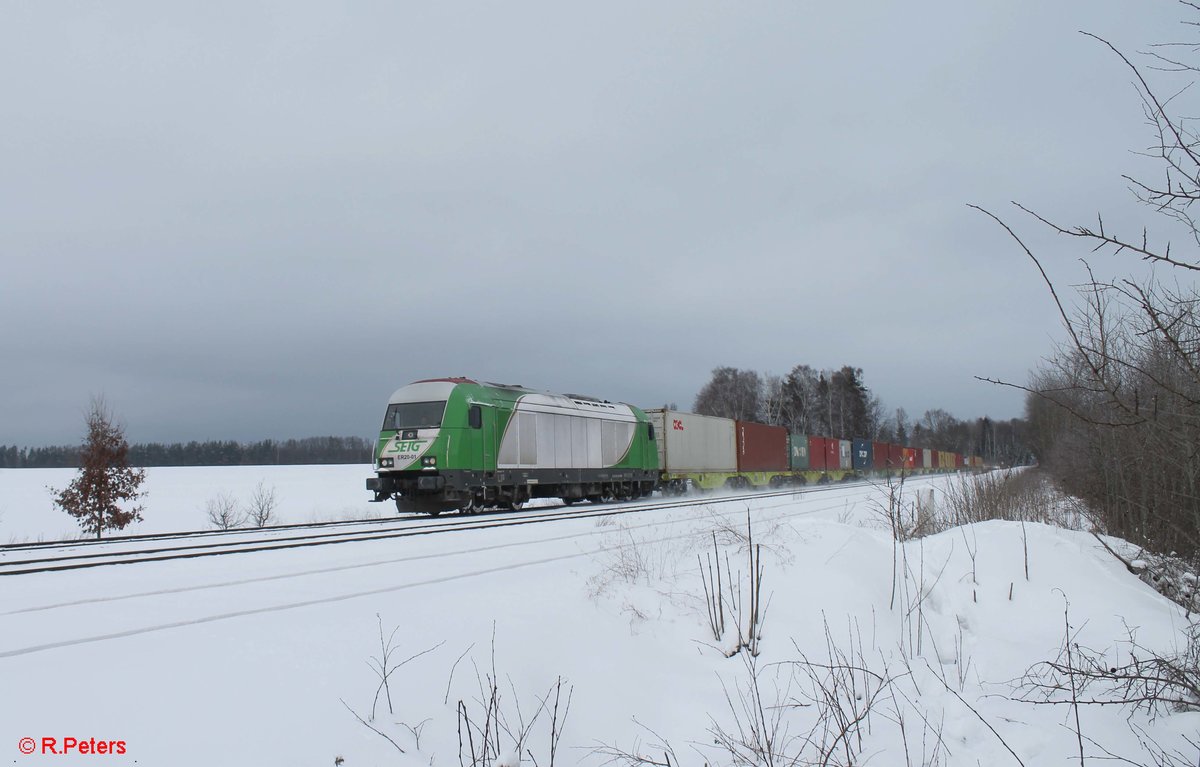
[366,379,466,515]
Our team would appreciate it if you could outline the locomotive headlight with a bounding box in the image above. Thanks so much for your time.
[421,456,437,467]
[380,458,394,468]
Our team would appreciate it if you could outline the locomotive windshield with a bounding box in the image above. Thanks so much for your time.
[382,401,446,430]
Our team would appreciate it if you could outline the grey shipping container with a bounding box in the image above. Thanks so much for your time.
[851,439,872,471]
[839,439,853,470]
[645,409,737,474]
[789,434,810,470]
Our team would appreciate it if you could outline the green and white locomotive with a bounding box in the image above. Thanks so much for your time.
[366,378,660,515]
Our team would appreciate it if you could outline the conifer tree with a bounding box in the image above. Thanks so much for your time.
[53,398,145,538]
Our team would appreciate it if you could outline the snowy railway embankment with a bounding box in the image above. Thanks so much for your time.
[0,466,1196,766]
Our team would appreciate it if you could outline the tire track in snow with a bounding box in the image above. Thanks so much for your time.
[5,496,851,615]
[0,496,865,658]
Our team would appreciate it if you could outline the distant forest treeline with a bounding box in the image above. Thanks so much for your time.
[692,365,1032,466]
[0,436,374,469]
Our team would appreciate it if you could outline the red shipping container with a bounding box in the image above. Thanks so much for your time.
[872,442,890,470]
[736,421,789,472]
[825,436,844,468]
[888,444,903,468]
[955,453,965,468]
[808,436,828,471]
[902,447,916,469]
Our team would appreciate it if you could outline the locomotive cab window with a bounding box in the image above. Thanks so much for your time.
[468,405,482,429]
[382,401,446,430]
[647,423,655,441]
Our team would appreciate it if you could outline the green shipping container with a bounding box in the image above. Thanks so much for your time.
[788,433,810,470]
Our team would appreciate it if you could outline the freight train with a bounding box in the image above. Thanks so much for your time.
[366,378,982,515]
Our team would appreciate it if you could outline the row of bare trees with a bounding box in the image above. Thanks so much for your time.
[993,7,1200,560]
[693,365,884,440]
[692,365,1030,462]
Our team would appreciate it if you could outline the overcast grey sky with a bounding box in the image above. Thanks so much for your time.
[0,1,1187,446]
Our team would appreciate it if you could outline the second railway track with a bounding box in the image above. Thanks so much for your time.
[0,481,879,577]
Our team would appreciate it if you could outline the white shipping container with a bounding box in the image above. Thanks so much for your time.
[645,409,737,474]
[839,439,853,470]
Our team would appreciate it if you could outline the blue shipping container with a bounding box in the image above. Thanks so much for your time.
[852,438,873,471]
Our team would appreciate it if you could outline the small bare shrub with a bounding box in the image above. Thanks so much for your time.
[872,475,942,543]
[587,524,682,599]
[1013,599,1200,766]
[246,480,278,528]
[1019,617,1200,714]
[205,493,245,530]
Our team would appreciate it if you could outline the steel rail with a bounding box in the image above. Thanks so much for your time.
[0,482,882,576]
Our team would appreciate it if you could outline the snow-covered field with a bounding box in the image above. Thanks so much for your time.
[0,464,385,542]
[1,466,1196,766]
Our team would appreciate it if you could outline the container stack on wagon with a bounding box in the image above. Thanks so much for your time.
[644,409,737,494]
[642,409,982,490]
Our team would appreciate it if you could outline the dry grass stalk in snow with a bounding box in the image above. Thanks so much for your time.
[587,523,684,600]
[456,653,572,767]
[882,475,941,542]
[367,615,443,721]
[620,618,950,767]
[940,469,1080,529]
[698,510,767,658]
[342,624,571,767]
[878,470,1074,546]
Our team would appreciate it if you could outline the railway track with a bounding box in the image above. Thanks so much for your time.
[0,481,881,577]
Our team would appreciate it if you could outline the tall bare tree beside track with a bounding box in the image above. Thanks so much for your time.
[694,367,763,422]
[979,5,1200,560]
[52,397,145,539]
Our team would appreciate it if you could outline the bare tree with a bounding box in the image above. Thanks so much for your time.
[694,367,762,422]
[979,7,1200,559]
[52,397,145,539]
[895,407,910,446]
[246,480,278,528]
[205,493,245,530]
[760,373,786,426]
[781,364,820,434]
